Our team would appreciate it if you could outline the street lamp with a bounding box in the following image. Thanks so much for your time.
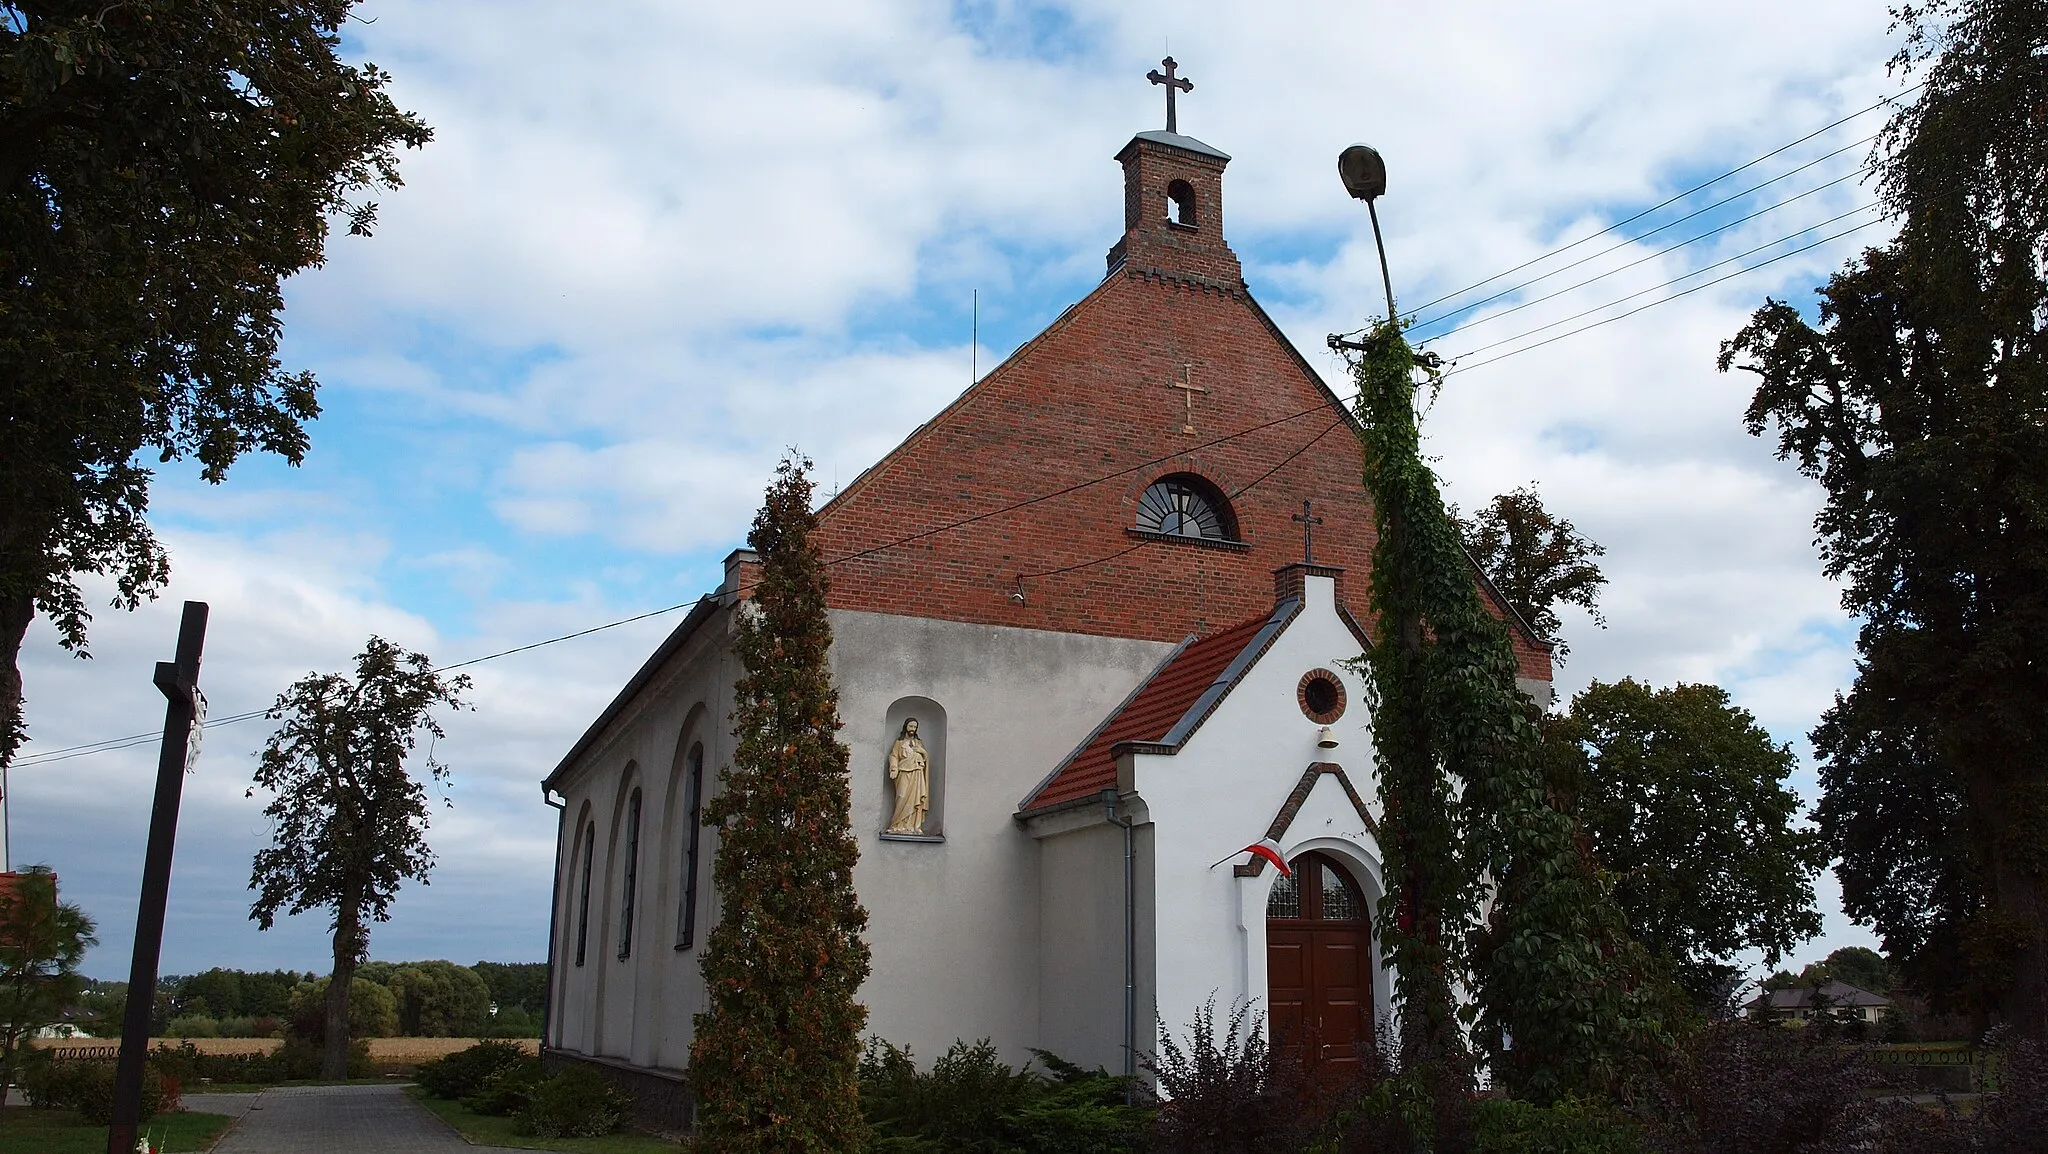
[1338,143,1397,323]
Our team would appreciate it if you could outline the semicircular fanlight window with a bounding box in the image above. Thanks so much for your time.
[1137,477,1231,540]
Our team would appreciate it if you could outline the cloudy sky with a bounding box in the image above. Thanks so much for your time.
[15,0,1903,981]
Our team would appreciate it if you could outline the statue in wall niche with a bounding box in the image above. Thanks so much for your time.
[886,718,931,834]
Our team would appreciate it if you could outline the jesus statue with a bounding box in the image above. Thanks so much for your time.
[886,717,931,835]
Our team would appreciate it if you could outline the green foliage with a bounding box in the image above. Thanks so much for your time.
[1542,679,1827,1004]
[1471,1098,1643,1154]
[164,1014,219,1038]
[0,0,430,770]
[1720,0,2048,1034]
[465,1058,545,1117]
[19,1057,164,1124]
[1454,485,1608,663]
[415,1039,534,1100]
[471,960,549,1017]
[248,636,467,1077]
[486,1005,541,1038]
[0,866,96,1104]
[860,1038,1146,1154]
[385,959,492,1037]
[690,456,872,1152]
[287,976,399,1040]
[1812,946,1894,995]
[1346,322,1673,1112]
[515,1066,632,1139]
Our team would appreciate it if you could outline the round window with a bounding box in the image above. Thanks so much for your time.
[1298,669,1346,724]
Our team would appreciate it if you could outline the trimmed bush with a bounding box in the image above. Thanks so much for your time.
[21,1059,166,1124]
[415,1039,532,1100]
[516,1066,632,1138]
[466,1058,545,1117]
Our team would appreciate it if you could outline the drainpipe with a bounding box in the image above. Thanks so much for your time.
[541,786,567,1051]
[1099,788,1136,1082]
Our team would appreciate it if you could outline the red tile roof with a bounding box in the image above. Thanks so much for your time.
[1020,606,1285,814]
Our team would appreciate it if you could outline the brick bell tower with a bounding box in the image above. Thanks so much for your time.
[1106,57,1243,286]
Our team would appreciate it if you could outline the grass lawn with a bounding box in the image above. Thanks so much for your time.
[0,1109,231,1154]
[408,1089,679,1153]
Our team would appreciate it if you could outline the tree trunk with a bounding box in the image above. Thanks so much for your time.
[0,588,32,772]
[324,902,364,1080]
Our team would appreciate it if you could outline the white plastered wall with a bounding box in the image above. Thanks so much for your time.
[830,610,1173,1068]
[544,605,738,1071]
[1131,573,1394,1048]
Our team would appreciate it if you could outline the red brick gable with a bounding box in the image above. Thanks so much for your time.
[809,131,1551,684]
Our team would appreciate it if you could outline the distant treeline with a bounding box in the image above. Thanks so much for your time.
[78,961,547,1039]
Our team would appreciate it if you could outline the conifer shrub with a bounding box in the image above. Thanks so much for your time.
[690,455,872,1152]
[858,1038,1146,1154]
[515,1066,631,1138]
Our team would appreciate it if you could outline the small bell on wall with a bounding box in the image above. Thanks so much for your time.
[1317,726,1339,750]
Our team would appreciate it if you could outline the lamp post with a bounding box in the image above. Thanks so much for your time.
[1338,144,1396,323]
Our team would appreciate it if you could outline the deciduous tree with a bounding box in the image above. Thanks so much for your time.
[691,456,871,1153]
[0,0,430,770]
[1720,0,2048,1036]
[247,637,466,1078]
[1455,486,1608,663]
[1543,679,1826,1005]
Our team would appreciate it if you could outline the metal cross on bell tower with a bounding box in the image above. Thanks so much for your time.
[1147,57,1193,133]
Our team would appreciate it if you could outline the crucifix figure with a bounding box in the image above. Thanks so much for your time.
[1168,363,1206,434]
[1147,57,1193,134]
[1292,500,1324,563]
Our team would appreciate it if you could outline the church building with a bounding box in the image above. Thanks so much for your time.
[538,69,1552,1125]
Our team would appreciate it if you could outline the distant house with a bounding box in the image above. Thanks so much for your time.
[1748,981,1892,1024]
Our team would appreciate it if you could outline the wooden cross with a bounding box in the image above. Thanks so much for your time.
[1292,500,1324,563]
[1168,363,1206,434]
[1147,57,1193,134]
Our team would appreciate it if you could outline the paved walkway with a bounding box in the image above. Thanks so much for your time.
[205,1084,512,1154]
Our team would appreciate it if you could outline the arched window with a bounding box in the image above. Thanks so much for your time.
[1167,179,1197,227]
[1137,474,1236,541]
[575,822,594,966]
[617,789,642,960]
[676,743,705,950]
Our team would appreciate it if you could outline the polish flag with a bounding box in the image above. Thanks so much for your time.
[1241,838,1291,877]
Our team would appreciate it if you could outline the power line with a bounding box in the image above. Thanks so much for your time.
[1437,215,1885,379]
[12,402,1351,769]
[1397,85,1917,323]
[1416,172,1872,343]
[1438,203,1879,362]
[1412,141,1876,339]
[17,98,1922,772]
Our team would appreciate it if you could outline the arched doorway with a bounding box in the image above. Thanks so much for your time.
[1266,851,1374,1074]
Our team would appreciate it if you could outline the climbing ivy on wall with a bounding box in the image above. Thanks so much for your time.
[1346,322,1675,1120]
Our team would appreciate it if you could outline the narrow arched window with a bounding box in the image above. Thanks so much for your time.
[617,789,642,960]
[1167,179,1197,227]
[1137,474,1237,541]
[676,743,705,950]
[575,822,594,966]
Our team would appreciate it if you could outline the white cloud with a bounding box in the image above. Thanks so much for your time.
[18,0,1911,977]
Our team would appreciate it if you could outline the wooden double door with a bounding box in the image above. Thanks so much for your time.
[1266,851,1374,1074]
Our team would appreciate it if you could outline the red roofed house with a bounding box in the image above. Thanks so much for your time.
[539,96,1552,1124]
